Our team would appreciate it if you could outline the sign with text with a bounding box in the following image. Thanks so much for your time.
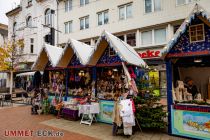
[138,49,161,58]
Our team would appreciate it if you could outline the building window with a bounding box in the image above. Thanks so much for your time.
[28,0,32,6]
[145,0,161,13]
[30,38,34,53]
[80,0,89,6]
[119,3,132,20]
[176,0,194,5]
[98,10,109,26]
[154,28,166,44]
[26,16,32,27]
[127,33,136,46]
[117,35,125,41]
[45,9,54,26]
[189,24,205,43]
[84,41,90,45]
[173,25,181,34]
[64,21,72,34]
[65,0,72,12]
[141,28,166,46]
[142,31,152,45]
[13,22,17,32]
[80,16,89,30]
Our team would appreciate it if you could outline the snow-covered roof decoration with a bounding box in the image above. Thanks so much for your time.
[163,4,210,58]
[56,38,94,67]
[88,31,147,67]
[32,44,63,70]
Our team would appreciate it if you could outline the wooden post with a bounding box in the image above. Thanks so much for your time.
[166,60,173,134]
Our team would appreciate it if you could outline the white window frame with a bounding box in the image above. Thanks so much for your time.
[189,24,205,43]
[64,21,72,34]
[141,28,167,47]
[119,3,132,20]
[80,16,89,30]
[97,10,109,26]
[45,9,54,27]
[65,0,72,12]
[80,0,89,6]
[176,0,194,6]
[144,0,161,13]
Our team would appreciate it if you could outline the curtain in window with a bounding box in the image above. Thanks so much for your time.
[142,31,152,45]
[154,0,161,11]
[119,7,125,20]
[126,4,132,18]
[154,28,166,44]
[145,0,152,13]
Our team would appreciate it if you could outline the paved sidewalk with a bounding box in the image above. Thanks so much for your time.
[0,105,188,140]
[41,118,188,140]
[0,105,97,140]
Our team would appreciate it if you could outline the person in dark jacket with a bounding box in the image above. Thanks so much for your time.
[184,77,198,100]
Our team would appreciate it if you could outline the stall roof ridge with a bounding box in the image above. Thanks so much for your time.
[93,30,147,67]
[32,43,64,70]
[56,38,94,66]
[163,3,210,58]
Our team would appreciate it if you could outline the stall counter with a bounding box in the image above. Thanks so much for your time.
[171,104,210,140]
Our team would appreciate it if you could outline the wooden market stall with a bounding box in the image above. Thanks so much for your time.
[32,43,64,100]
[163,4,210,140]
[88,31,147,124]
[56,38,94,101]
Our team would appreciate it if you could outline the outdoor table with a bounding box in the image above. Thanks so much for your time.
[78,102,100,126]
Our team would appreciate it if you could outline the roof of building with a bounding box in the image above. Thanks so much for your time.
[6,5,22,17]
[88,31,147,67]
[56,38,94,67]
[163,4,210,58]
[32,44,63,70]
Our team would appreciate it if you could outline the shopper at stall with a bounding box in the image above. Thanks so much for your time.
[184,77,198,100]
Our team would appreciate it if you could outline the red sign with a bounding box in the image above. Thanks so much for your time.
[138,50,161,58]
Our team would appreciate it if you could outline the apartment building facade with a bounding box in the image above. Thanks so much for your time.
[6,0,58,72]
[58,0,208,49]
[57,0,210,95]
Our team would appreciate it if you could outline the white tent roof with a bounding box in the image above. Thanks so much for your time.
[89,31,147,67]
[56,38,94,67]
[163,4,210,58]
[32,44,63,70]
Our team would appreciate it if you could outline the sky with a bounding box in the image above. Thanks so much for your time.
[0,0,20,25]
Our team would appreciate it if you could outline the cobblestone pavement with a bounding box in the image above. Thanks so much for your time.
[0,105,97,140]
[0,105,188,140]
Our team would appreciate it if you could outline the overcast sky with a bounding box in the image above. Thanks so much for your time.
[0,0,20,25]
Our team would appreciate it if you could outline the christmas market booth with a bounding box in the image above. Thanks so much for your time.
[32,43,65,100]
[88,31,147,124]
[55,38,94,101]
[163,4,210,140]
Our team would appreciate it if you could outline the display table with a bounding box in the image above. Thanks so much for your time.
[171,104,210,140]
[62,108,79,121]
[79,103,100,126]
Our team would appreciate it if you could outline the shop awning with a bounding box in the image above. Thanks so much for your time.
[88,31,147,67]
[56,38,94,67]
[163,4,210,59]
[32,44,63,70]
